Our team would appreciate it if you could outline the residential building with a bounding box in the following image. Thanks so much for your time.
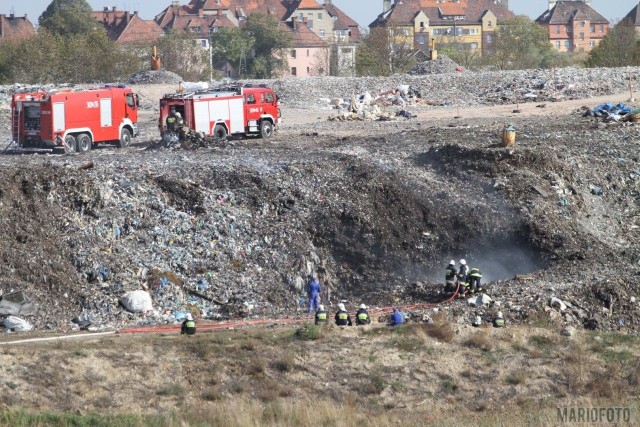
[0,13,35,43]
[535,1,609,53]
[370,0,514,55]
[284,17,329,76]
[92,7,164,45]
[155,0,360,76]
[622,2,640,33]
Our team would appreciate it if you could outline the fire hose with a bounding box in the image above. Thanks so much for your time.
[0,286,463,345]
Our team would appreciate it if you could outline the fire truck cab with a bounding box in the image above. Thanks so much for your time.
[11,86,139,152]
[159,84,281,140]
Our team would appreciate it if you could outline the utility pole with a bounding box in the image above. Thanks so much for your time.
[209,30,214,82]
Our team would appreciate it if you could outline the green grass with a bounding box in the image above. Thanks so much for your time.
[295,323,325,341]
[156,383,187,397]
[528,335,555,350]
[0,411,164,427]
[600,349,634,364]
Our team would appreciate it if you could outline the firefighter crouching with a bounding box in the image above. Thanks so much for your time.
[181,313,196,335]
[468,267,483,294]
[315,304,328,325]
[355,304,371,325]
[335,303,352,326]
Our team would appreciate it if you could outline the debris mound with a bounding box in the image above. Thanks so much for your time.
[127,70,184,85]
[408,55,462,75]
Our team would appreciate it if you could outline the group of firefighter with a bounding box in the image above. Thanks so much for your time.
[444,258,483,298]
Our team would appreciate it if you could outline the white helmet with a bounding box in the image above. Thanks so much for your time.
[338,303,346,311]
[186,313,193,320]
[449,260,455,265]
[459,259,467,266]
[359,304,367,310]
[497,311,503,318]
[318,304,325,311]
[175,112,182,118]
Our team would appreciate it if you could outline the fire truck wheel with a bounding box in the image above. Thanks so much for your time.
[213,124,227,139]
[76,133,92,153]
[260,121,274,139]
[118,128,132,148]
[64,135,76,153]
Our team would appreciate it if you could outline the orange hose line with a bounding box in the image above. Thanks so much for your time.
[117,285,462,335]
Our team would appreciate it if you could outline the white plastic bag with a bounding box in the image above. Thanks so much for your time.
[119,290,153,313]
[3,315,33,331]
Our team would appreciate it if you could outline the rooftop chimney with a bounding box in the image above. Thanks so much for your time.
[9,13,14,19]
[104,6,108,12]
[172,1,180,7]
[383,0,392,13]
[112,6,117,13]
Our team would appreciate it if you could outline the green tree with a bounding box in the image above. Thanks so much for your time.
[586,20,640,67]
[39,0,97,36]
[0,28,143,84]
[244,13,292,78]
[157,30,212,81]
[488,16,553,70]
[210,27,254,77]
[356,27,416,76]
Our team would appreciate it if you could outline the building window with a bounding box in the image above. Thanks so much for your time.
[319,29,325,37]
[470,42,478,49]
[486,34,493,44]
[308,20,313,29]
[580,21,585,28]
[307,49,309,57]
[317,12,322,20]
[590,40,596,47]
[201,40,207,48]
[487,21,493,28]
[418,35,426,44]
[564,40,571,48]
[556,41,560,49]
[291,49,296,58]
[590,24,595,32]
[579,32,584,41]
[555,25,560,34]
[291,67,297,76]
[419,21,425,29]
[567,27,572,33]
[599,24,603,32]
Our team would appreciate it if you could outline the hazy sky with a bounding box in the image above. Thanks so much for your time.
[1,0,638,27]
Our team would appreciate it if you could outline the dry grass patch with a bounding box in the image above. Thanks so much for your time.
[504,371,527,385]
[465,332,493,351]
[271,352,295,373]
[423,320,455,343]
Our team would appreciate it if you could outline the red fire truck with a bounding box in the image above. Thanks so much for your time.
[159,84,281,140]
[11,86,139,152]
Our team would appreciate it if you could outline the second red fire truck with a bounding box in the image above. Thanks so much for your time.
[159,84,281,140]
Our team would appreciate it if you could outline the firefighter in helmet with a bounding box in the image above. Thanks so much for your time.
[166,107,179,133]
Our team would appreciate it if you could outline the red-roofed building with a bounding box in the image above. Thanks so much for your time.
[535,1,609,53]
[154,0,360,76]
[0,13,36,43]
[92,7,163,45]
[284,17,329,76]
[371,0,514,55]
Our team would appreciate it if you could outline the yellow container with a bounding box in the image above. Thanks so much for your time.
[502,125,516,147]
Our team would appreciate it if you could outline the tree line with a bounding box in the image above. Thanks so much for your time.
[0,0,292,84]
